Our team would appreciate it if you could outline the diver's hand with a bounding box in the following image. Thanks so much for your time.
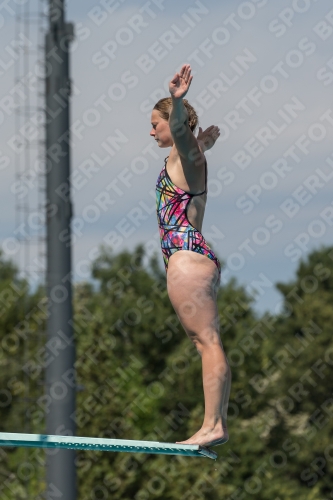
[169,64,193,99]
[197,125,220,152]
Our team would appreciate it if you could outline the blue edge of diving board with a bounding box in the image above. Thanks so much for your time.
[0,432,217,460]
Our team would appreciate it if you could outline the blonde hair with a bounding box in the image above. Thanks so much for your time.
[153,97,198,132]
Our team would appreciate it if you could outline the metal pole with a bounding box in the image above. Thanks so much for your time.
[45,0,76,497]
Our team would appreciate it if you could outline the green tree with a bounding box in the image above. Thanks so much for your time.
[2,244,333,499]
[0,249,47,498]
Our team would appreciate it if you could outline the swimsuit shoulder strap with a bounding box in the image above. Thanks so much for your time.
[164,155,207,194]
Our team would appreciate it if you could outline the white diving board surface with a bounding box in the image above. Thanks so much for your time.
[0,432,217,460]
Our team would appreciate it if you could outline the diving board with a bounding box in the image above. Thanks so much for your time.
[0,432,217,460]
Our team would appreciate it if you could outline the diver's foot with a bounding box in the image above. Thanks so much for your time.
[176,426,228,447]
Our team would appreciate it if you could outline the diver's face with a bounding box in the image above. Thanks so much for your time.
[150,110,173,148]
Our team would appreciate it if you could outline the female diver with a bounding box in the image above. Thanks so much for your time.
[152,64,231,447]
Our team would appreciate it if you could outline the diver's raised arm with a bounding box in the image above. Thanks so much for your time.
[168,64,204,165]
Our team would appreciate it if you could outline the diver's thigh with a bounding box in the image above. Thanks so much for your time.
[167,251,220,338]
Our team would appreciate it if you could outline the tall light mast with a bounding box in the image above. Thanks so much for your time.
[45,1,76,497]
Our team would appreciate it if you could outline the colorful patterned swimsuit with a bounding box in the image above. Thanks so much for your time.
[155,156,221,278]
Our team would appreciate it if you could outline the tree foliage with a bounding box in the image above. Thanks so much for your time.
[0,245,332,499]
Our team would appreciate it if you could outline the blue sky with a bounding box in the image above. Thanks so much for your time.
[1,0,333,315]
